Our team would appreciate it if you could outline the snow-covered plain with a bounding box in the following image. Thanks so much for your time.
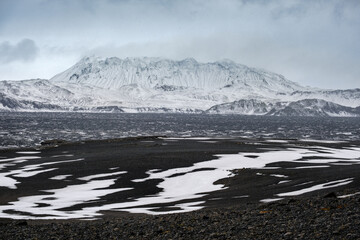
[0,145,359,219]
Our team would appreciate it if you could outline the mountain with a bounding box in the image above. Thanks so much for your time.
[206,99,360,117]
[284,89,360,108]
[0,92,62,111]
[51,56,305,93]
[268,99,360,117]
[206,99,277,115]
[0,56,359,116]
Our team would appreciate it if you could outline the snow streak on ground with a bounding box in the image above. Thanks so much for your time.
[0,144,359,220]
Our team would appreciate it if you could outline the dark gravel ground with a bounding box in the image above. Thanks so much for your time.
[1,190,359,240]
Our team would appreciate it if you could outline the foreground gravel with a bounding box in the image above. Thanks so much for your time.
[1,190,359,240]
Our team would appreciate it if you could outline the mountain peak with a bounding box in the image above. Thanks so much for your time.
[180,57,198,64]
[79,55,103,63]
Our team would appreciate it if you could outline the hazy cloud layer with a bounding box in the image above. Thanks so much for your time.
[0,39,39,63]
[0,0,359,89]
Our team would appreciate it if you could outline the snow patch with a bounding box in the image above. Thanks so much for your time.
[78,171,127,181]
[260,198,284,203]
[277,179,353,197]
[50,175,72,180]
[16,151,40,154]
[0,179,132,220]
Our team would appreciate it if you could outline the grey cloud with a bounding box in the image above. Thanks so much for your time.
[0,0,359,88]
[0,39,39,63]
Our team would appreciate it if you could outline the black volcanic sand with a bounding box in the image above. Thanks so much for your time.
[0,137,360,239]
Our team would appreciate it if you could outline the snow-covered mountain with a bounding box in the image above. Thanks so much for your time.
[0,56,359,116]
[206,99,360,117]
[269,99,360,117]
[206,99,277,115]
[284,89,360,108]
[51,56,305,92]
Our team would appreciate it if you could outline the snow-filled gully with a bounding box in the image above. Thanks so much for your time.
[0,145,359,219]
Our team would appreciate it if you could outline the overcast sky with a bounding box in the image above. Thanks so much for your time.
[0,0,359,89]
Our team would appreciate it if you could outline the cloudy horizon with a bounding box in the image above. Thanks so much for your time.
[0,0,359,89]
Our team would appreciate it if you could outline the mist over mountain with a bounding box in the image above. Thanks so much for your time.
[0,56,359,116]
